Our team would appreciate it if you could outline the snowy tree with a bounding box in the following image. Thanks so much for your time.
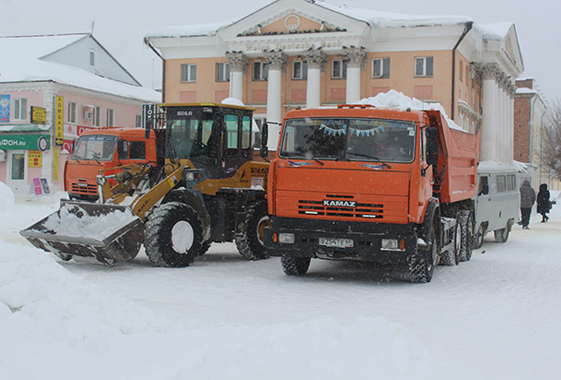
[541,102,561,180]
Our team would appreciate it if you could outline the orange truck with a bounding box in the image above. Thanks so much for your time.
[64,127,160,200]
[263,104,480,283]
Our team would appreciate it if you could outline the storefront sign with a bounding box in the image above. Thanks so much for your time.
[28,150,42,167]
[55,96,64,146]
[244,40,343,53]
[53,146,59,181]
[0,134,50,150]
[30,106,47,124]
[0,95,10,123]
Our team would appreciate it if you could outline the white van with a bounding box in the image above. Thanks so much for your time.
[473,161,520,248]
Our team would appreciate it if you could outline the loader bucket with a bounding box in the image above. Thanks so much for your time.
[20,200,145,264]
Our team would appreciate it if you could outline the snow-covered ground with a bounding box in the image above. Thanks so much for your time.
[1,182,560,380]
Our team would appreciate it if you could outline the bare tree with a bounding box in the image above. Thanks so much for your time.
[541,102,561,180]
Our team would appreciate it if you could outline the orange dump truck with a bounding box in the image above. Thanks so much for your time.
[64,127,160,200]
[263,104,480,282]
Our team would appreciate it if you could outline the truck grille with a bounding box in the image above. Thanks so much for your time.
[298,195,384,219]
[70,182,98,195]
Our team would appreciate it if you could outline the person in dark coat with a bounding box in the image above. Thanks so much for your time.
[537,183,551,223]
[519,180,536,229]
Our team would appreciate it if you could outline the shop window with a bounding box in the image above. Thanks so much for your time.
[372,58,390,78]
[415,57,434,77]
[292,61,308,80]
[216,63,230,82]
[13,98,27,121]
[181,64,197,82]
[253,62,269,81]
[332,59,347,79]
[11,153,25,180]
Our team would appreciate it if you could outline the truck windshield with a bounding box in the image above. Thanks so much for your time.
[279,118,416,163]
[72,135,118,161]
[167,111,217,165]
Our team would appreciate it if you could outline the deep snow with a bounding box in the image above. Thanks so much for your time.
[1,180,560,379]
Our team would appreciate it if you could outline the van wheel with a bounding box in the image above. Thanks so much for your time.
[458,210,474,262]
[473,223,486,249]
[144,202,205,267]
[281,256,311,276]
[494,221,511,243]
[236,201,271,260]
[409,226,438,283]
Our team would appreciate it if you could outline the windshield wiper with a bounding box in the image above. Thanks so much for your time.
[346,152,392,169]
[313,158,324,166]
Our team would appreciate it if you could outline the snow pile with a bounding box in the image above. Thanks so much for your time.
[0,181,14,213]
[355,90,463,131]
[0,240,169,340]
[42,204,138,240]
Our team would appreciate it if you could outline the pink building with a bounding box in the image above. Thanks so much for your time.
[0,33,161,196]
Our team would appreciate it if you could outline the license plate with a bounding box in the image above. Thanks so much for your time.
[319,237,354,248]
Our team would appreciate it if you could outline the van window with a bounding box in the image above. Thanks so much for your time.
[507,174,516,191]
[129,141,146,160]
[496,175,506,192]
[479,176,489,195]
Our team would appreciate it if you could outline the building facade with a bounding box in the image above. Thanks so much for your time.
[514,78,559,191]
[0,34,161,196]
[145,0,522,164]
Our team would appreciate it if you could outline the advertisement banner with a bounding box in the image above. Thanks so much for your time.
[55,96,64,146]
[30,106,47,124]
[28,150,42,167]
[0,95,10,123]
[0,134,50,150]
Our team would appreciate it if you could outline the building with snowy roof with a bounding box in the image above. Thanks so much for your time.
[145,0,523,166]
[0,33,161,196]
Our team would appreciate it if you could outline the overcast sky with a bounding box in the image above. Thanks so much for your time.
[2,0,559,104]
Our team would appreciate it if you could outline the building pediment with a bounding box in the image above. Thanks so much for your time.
[217,0,370,43]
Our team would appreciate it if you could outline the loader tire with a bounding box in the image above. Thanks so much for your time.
[144,202,205,267]
[281,256,311,276]
[235,200,271,260]
[409,226,438,283]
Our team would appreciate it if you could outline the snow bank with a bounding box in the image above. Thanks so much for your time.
[0,240,169,340]
[0,181,14,213]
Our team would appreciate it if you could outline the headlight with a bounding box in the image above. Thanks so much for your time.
[279,233,295,244]
[184,171,195,182]
[381,239,400,251]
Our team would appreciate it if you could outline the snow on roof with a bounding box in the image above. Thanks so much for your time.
[0,34,161,103]
[479,22,514,40]
[516,87,536,94]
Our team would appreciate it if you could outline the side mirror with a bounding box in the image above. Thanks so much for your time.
[260,122,269,160]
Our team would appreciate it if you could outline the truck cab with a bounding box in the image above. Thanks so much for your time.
[64,128,158,201]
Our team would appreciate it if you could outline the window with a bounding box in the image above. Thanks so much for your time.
[11,153,25,180]
[332,59,347,79]
[89,51,95,66]
[292,61,308,80]
[253,62,269,81]
[93,106,101,127]
[496,175,506,193]
[106,108,115,127]
[372,58,390,78]
[181,64,197,82]
[136,114,142,128]
[216,63,230,82]
[68,102,77,123]
[13,98,27,121]
[224,114,239,155]
[242,116,251,150]
[129,141,146,160]
[507,174,516,191]
[415,57,434,77]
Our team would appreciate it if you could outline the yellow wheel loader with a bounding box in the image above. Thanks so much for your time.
[21,103,271,267]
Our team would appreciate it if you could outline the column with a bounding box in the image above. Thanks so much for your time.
[344,46,367,104]
[225,51,248,102]
[305,49,326,108]
[265,51,287,151]
[480,64,500,162]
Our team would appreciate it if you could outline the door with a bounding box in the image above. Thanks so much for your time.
[7,150,27,195]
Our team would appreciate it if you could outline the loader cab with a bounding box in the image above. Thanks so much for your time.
[165,104,253,179]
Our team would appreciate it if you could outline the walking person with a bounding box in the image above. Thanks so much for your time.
[537,183,551,223]
[519,180,536,229]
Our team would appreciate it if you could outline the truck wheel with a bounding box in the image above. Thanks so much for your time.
[440,221,461,266]
[473,223,486,249]
[409,227,438,283]
[494,223,511,243]
[458,210,474,262]
[144,202,205,267]
[281,256,311,276]
[235,200,271,260]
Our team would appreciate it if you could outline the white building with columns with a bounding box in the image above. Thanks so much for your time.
[145,0,523,164]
